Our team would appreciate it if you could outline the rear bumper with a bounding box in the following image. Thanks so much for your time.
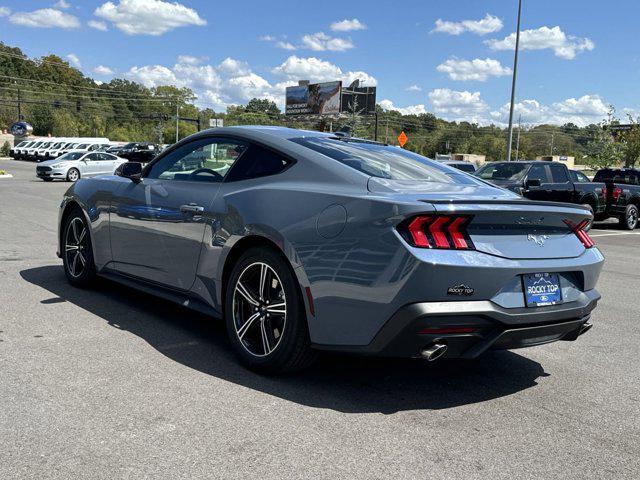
[313,289,600,358]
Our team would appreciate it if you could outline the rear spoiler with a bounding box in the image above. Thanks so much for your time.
[421,199,592,211]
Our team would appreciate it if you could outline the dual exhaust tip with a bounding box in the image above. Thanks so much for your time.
[420,342,448,362]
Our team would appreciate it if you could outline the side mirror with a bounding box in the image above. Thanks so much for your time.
[117,162,143,182]
[525,178,541,189]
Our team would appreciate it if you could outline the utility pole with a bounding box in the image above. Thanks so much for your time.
[175,101,180,143]
[374,111,379,141]
[385,116,389,143]
[506,0,523,161]
[515,114,521,161]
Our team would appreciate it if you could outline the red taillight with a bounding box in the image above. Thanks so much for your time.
[612,187,622,202]
[403,215,474,250]
[564,219,595,248]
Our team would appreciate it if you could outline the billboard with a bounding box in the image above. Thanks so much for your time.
[285,81,342,115]
[341,86,377,115]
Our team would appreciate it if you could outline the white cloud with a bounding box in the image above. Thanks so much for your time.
[405,84,421,92]
[88,19,108,31]
[66,53,81,68]
[486,26,594,60]
[330,18,366,32]
[272,55,377,86]
[259,35,275,42]
[490,94,610,126]
[93,65,115,76]
[10,8,80,28]
[433,14,502,36]
[379,99,427,116]
[301,32,354,52]
[177,54,207,65]
[54,1,71,9]
[0,6,11,17]
[436,57,511,82]
[276,41,297,51]
[94,0,206,36]
[428,88,489,122]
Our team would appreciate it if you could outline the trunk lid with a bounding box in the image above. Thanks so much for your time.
[431,201,591,259]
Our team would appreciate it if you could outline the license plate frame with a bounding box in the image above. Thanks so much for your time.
[522,273,562,307]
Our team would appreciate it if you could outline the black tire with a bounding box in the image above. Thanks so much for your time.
[67,168,80,182]
[224,246,316,374]
[62,208,96,287]
[581,204,594,231]
[620,204,639,230]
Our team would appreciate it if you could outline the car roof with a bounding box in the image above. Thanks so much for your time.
[202,125,334,140]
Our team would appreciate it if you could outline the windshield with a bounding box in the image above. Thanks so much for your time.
[16,141,28,147]
[76,144,89,149]
[475,162,528,181]
[58,152,85,161]
[290,137,460,183]
[30,142,43,148]
[40,143,53,149]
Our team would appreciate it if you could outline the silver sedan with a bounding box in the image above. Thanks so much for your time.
[36,150,128,182]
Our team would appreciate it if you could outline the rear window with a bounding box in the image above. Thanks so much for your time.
[290,137,457,183]
[475,162,528,181]
[451,163,476,173]
[594,169,640,185]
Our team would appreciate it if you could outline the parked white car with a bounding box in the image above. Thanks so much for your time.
[36,150,128,182]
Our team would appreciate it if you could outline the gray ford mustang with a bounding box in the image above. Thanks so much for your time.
[57,126,603,373]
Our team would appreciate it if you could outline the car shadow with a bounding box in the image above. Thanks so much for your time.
[20,265,548,414]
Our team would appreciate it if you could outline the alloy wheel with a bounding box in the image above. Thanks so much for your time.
[68,169,79,182]
[65,217,88,278]
[232,262,287,357]
[628,207,638,229]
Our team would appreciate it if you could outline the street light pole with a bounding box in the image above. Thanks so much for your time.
[506,0,523,161]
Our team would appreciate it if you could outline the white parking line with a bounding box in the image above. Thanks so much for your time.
[590,231,640,237]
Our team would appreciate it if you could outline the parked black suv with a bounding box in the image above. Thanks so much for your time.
[118,142,159,164]
[593,168,640,229]
[475,161,607,219]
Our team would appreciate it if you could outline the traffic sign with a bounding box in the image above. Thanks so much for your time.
[398,131,408,147]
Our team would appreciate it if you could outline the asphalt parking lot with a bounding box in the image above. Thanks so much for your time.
[1,158,639,480]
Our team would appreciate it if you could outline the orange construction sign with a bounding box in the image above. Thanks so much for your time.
[397,131,408,147]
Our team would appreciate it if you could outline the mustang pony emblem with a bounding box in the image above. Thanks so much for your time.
[527,234,550,247]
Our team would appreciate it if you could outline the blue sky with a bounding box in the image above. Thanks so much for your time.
[0,0,638,126]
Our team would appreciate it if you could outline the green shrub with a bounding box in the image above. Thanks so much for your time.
[0,141,10,157]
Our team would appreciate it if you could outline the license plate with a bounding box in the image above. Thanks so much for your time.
[523,273,562,307]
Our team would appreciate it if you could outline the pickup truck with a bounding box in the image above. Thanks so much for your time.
[474,160,607,221]
[593,168,640,229]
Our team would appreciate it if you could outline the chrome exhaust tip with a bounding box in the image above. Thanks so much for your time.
[420,343,448,362]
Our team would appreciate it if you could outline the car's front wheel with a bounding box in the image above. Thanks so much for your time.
[225,247,316,374]
[62,208,96,287]
[67,168,80,182]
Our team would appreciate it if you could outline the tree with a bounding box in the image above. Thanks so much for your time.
[245,98,280,116]
[585,124,621,168]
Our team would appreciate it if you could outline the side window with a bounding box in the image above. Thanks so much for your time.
[146,138,248,183]
[527,164,550,183]
[86,153,101,161]
[575,171,589,183]
[225,144,291,182]
[549,164,569,183]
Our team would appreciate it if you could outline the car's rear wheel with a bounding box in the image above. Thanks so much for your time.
[225,247,316,374]
[620,204,639,230]
[67,168,80,182]
[62,209,96,287]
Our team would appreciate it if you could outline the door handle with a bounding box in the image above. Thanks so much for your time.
[180,204,205,214]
